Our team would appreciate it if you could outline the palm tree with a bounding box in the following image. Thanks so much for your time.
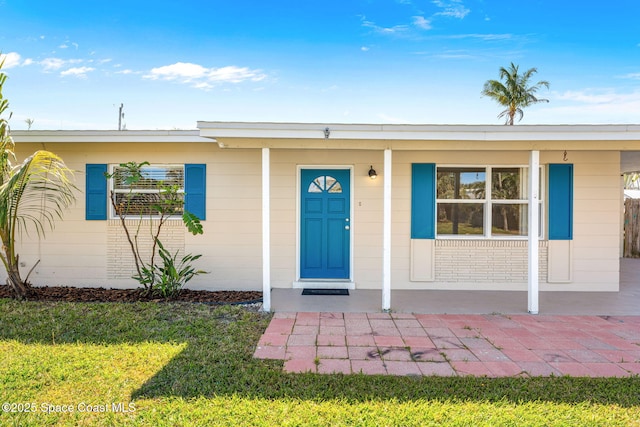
[482,63,550,125]
[0,58,76,299]
[624,172,640,190]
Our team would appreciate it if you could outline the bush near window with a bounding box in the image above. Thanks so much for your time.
[105,161,205,297]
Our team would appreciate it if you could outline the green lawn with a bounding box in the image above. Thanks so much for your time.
[1,300,639,426]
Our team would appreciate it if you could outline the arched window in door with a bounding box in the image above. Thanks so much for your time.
[307,175,343,193]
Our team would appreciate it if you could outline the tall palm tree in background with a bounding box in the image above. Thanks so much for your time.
[482,63,550,125]
[0,57,77,299]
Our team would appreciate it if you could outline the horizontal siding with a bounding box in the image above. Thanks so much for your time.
[392,150,620,291]
[571,152,620,289]
[9,142,263,291]
[5,143,622,293]
[269,149,384,288]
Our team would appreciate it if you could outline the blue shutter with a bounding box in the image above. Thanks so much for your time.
[185,164,206,220]
[548,164,573,240]
[86,164,107,220]
[411,163,436,239]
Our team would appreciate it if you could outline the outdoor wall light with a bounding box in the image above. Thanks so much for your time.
[324,127,330,139]
[368,165,377,179]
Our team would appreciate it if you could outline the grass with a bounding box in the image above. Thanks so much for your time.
[1,300,639,426]
[437,221,524,236]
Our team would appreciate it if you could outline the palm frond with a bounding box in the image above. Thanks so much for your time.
[0,150,77,239]
[482,63,550,124]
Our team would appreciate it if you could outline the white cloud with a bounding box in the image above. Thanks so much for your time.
[433,50,476,59]
[40,58,82,72]
[208,66,265,83]
[60,66,95,78]
[193,81,214,90]
[146,62,208,81]
[554,90,637,104]
[536,89,640,123]
[41,57,66,71]
[361,3,463,39]
[446,33,514,41]
[60,42,79,50]
[144,62,266,89]
[361,46,370,52]
[413,16,432,30]
[620,73,640,80]
[1,52,24,68]
[361,17,410,35]
[432,0,470,19]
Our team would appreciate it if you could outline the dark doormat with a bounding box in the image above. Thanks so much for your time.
[301,288,349,296]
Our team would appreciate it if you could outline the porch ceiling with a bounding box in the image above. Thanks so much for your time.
[621,151,640,173]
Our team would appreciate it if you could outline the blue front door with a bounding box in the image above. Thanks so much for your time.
[300,169,350,279]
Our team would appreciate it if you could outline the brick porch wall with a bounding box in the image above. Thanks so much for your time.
[435,240,548,283]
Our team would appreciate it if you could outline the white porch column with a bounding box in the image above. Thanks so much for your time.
[528,150,540,314]
[382,149,392,311]
[262,147,271,312]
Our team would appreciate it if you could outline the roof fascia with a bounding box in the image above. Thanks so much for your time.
[198,122,640,150]
[11,130,210,144]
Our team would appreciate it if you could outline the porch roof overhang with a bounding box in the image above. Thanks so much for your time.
[12,130,210,144]
[198,121,640,151]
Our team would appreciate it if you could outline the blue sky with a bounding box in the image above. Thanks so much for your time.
[1,0,639,130]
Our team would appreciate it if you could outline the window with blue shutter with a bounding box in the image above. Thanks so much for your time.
[548,163,573,240]
[89,163,207,221]
[185,164,206,220]
[86,164,107,220]
[411,163,436,239]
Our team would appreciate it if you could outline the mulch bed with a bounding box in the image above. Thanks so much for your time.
[0,285,262,304]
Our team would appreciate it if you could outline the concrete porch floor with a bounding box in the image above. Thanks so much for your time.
[271,258,640,316]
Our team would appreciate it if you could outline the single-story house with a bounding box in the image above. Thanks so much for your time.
[10,123,640,313]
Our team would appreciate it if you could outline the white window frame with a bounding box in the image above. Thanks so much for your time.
[108,163,185,220]
[435,165,544,239]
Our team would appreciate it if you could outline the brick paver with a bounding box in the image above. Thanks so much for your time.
[254,312,640,377]
[318,359,351,374]
[351,360,387,375]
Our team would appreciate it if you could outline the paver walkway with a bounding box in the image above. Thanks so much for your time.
[254,312,640,377]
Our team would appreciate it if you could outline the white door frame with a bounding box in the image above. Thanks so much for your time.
[294,165,355,289]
